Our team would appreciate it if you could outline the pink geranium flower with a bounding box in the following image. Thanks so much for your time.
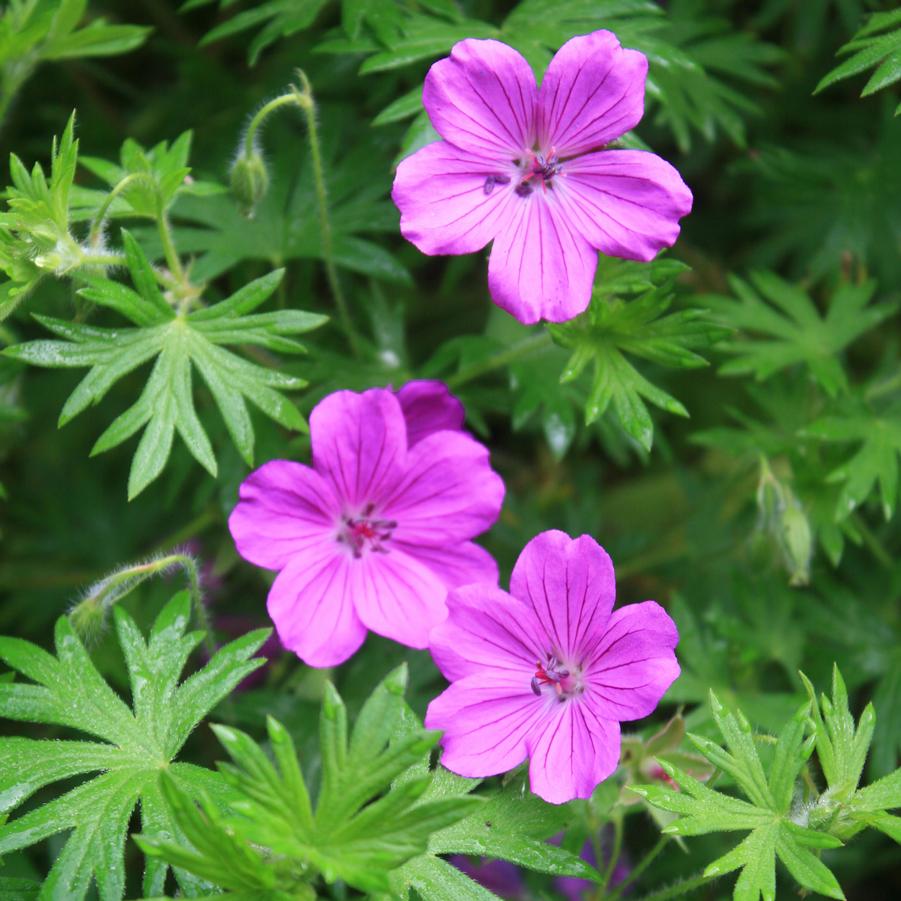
[392,31,693,325]
[228,383,504,667]
[426,530,680,804]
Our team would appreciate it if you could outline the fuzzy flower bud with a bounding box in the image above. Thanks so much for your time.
[230,149,269,217]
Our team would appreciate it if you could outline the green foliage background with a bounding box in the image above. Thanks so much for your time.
[0,0,899,899]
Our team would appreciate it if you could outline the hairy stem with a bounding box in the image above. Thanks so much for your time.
[292,70,361,357]
[69,553,215,656]
[633,871,715,901]
[608,836,670,900]
[87,172,156,246]
[243,93,299,159]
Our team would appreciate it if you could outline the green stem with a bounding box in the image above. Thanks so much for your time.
[608,836,670,900]
[865,368,901,403]
[292,71,361,357]
[600,814,624,895]
[69,553,215,657]
[243,93,299,159]
[447,331,553,389]
[851,512,892,570]
[87,172,155,246]
[633,871,714,901]
[157,211,186,286]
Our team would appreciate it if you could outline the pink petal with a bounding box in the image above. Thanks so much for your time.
[429,583,544,682]
[528,702,621,804]
[423,38,537,158]
[309,388,406,510]
[537,30,647,157]
[383,431,505,545]
[350,548,449,649]
[426,671,548,778]
[392,141,520,256]
[487,193,597,324]
[395,379,465,447]
[228,460,337,571]
[396,540,498,592]
[509,531,616,660]
[266,546,367,668]
[583,601,680,720]
[557,150,693,262]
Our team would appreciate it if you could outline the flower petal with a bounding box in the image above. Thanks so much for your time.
[487,193,597,324]
[393,141,520,256]
[429,583,544,682]
[527,702,620,804]
[583,601,680,720]
[537,30,647,157]
[557,150,693,262]
[267,546,367,668]
[423,38,537,158]
[396,540,498,593]
[383,431,505,544]
[228,460,337,571]
[310,388,406,510]
[509,530,616,660]
[426,671,547,778]
[395,379,466,447]
[350,548,449,649]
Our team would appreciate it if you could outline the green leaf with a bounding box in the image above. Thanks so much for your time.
[634,690,848,900]
[705,273,896,397]
[4,235,326,497]
[0,592,270,900]
[138,666,480,895]
[815,9,901,110]
[549,257,726,451]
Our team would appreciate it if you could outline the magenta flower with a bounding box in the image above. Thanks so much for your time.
[425,530,680,804]
[392,31,692,325]
[228,385,504,667]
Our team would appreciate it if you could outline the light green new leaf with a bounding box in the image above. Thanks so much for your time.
[138,665,481,895]
[0,591,270,901]
[633,691,846,901]
[4,232,326,497]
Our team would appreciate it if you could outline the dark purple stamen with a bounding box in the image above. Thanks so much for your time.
[484,174,511,195]
[338,504,397,558]
[514,149,562,198]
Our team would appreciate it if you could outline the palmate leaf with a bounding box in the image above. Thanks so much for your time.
[137,665,482,896]
[4,231,326,498]
[548,258,727,452]
[816,8,901,114]
[632,692,847,901]
[804,401,901,521]
[704,272,898,397]
[0,591,270,900]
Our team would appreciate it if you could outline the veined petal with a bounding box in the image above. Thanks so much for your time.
[350,548,449,649]
[429,583,544,682]
[487,193,597,324]
[267,546,367,668]
[393,141,520,255]
[537,30,647,157]
[228,460,337,571]
[395,379,465,447]
[383,431,505,545]
[396,540,498,593]
[528,702,620,804]
[426,671,547,778]
[583,601,680,720]
[509,531,616,660]
[310,388,407,510]
[557,150,693,262]
[423,38,537,158]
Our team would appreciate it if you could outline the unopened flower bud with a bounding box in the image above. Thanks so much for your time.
[68,595,107,645]
[230,150,269,216]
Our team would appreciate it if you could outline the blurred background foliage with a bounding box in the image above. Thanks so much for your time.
[0,0,899,897]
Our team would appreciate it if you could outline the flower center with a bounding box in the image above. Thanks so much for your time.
[337,502,396,558]
[531,652,584,701]
[514,148,562,197]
